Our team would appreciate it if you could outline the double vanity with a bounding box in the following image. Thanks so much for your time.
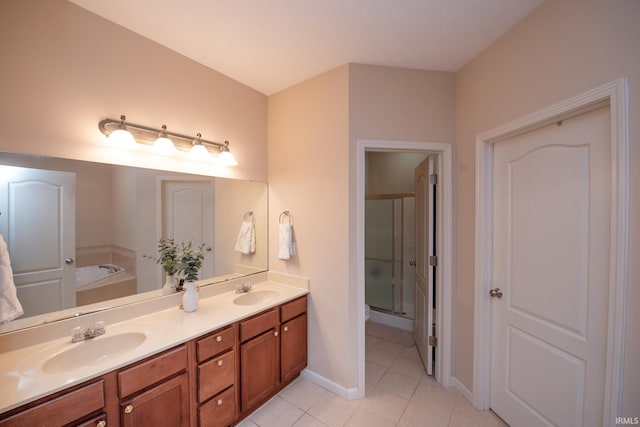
[0,272,308,426]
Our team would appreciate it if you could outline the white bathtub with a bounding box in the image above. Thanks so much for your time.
[75,264,133,291]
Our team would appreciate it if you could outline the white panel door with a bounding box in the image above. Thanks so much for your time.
[491,106,610,426]
[0,166,76,317]
[414,156,435,376]
[162,180,214,279]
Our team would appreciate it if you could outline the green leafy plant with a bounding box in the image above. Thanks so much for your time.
[143,236,180,276]
[178,240,206,282]
[158,236,180,276]
[144,237,206,281]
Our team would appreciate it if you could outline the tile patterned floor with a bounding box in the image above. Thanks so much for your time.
[237,322,507,427]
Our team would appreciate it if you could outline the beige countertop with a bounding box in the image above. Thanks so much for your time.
[0,274,308,414]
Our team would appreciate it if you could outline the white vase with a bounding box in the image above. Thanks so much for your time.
[182,281,199,312]
[162,275,177,295]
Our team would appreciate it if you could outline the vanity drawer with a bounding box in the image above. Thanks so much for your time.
[198,386,237,427]
[197,324,236,363]
[240,308,278,342]
[281,296,307,322]
[0,380,104,427]
[118,345,188,398]
[198,349,236,403]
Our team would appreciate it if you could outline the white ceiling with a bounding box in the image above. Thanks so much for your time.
[68,0,543,95]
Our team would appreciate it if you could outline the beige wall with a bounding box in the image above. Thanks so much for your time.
[268,64,455,389]
[348,65,456,386]
[0,0,267,182]
[365,152,429,195]
[456,0,640,412]
[268,66,351,387]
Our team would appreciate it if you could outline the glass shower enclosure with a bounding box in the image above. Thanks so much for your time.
[365,195,415,318]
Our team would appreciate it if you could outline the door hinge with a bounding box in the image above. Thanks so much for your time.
[428,336,437,347]
[429,174,438,185]
[429,255,438,266]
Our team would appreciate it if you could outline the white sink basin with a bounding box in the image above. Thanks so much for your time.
[233,290,280,306]
[41,332,147,374]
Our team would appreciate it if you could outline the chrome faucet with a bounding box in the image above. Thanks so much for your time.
[235,283,252,294]
[71,321,106,343]
[99,264,118,274]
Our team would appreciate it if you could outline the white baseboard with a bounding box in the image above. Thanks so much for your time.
[369,310,414,331]
[452,376,474,404]
[301,369,361,400]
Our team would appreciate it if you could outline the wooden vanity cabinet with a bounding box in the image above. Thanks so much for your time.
[0,380,106,427]
[239,308,280,413]
[196,324,238,427]
[280,296,308,385]
[1,293,307,427]
[118,345,190,427]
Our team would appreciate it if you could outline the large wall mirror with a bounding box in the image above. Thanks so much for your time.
[0,151,268,333]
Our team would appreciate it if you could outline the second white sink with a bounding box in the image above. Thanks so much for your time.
[233,290,280,306]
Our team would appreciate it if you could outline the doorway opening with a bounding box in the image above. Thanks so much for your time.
[356,139,453,399]
[364,151,429,327]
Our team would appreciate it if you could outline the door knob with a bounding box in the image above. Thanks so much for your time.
[409,260,416,266]
[489,288,503,298]
[65,258,74,265]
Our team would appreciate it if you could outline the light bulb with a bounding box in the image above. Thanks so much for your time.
[189,144,211,161]
[107,128,137,149]
[153,136,178,155]
[217,150,238,166]
[153,125,177,155]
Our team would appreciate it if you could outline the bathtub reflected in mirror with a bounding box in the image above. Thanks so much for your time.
[0,151,268,333]
[74,264,136,306]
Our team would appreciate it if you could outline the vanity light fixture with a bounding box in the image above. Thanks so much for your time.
[217,141,238,166]
[189,133,212,161]
[105,115,137,149]
[98,115,237,166]
[153,124,178,155]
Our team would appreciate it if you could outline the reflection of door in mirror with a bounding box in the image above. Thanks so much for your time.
[0,166,76,317]
[161,179,214,280]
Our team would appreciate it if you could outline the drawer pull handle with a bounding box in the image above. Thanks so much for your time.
[217,399,224,406]
[274,331,279,337]
[97,421,106,427]
[217,359,223,367]
[216,335,222,342]
[284,326,289,332]
[124,404,134,414]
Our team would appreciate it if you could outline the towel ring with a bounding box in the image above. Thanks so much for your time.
[244,210,255,224]
[279,210,293,224]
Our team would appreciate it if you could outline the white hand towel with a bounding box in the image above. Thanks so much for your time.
[235,220,256,255]
[278,223,296,260]
[0,233,23,324]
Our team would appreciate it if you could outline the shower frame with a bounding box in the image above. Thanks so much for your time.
[365,192,414,317]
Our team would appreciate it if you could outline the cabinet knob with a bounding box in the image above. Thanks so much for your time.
[217,399,224,406]
[97,421,106,427]
[217,359,223,367]
[124,404,134,414]
[284,326,289,332]
[216,335,222,342]
[274,331,279,337]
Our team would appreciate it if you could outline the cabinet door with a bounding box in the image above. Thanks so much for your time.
[281,313,307,384]
[121,373,189,427]
[240,329,279,411]
[0,381,104,427]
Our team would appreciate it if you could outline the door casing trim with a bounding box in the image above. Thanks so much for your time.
[473,78,629,425]
[356,139,453,398]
